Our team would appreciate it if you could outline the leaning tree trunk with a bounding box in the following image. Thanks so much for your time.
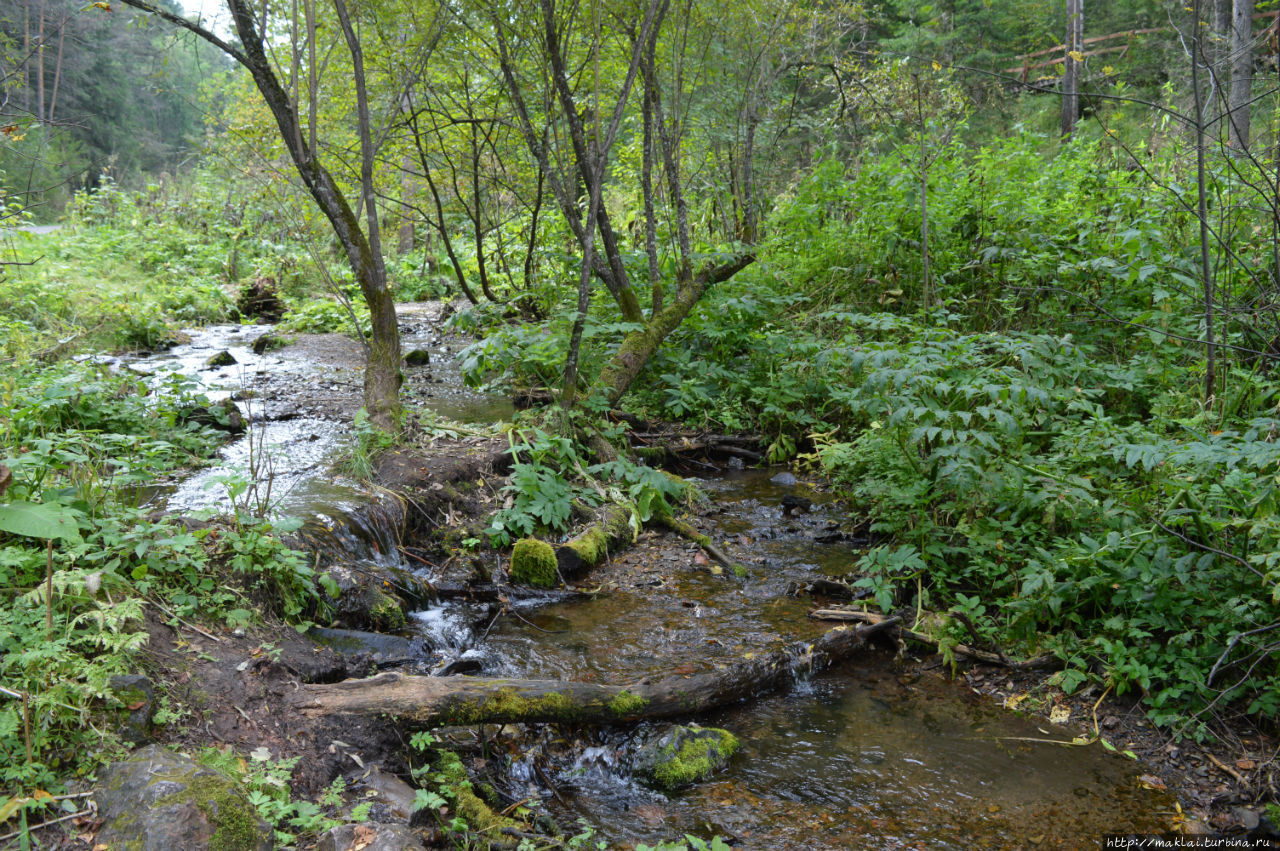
[289,619,895,726]
[595,254,754,406]
[117,0,403,428]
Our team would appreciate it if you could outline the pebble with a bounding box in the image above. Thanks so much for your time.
[769,471,797,486]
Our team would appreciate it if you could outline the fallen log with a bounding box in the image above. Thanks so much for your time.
[288,619,898,725]
[555,505,636,579]
[809,608,1054,670]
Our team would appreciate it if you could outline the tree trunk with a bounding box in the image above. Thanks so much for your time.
[398,156,415,255]
[1061,0,1083,138]
[35,0,44,124]
[288,619,896,725]
[117,0,403,429]
[1228,0,1253,151]
[596,254,754,406]
[1192,0,1218,401]
[47,14,64,123]
[333,0,401,428]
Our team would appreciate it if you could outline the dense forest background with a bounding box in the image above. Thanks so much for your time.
[6,0,1280,840]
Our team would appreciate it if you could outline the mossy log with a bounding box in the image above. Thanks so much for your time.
[555,505,637,579]
[287,619,897,726]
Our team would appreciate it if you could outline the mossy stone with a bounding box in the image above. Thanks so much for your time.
[95,745,272,851]
[634,725,740,791]
[366,587,407,631]
[510,538,558,587]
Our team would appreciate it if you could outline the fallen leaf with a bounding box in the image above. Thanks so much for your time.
[1236,759,1256,771]
[1049,704,1070,724]
[693,552,709,565]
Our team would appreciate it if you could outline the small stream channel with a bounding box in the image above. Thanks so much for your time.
[419,470,1174,848]
[129,315,1174,848]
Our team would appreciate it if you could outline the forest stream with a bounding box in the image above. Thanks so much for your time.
[108,313,1178,848]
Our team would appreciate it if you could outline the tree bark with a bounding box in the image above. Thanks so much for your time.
[1192,0,1218,401]
[595,253,755,406]
[1061,0,1083,138]
[288,619,896,725]
[333,0,401,428]
[1228,0,1253,151]
[116,0,403,428]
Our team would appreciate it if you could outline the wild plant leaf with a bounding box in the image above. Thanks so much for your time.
[0,501,81,542]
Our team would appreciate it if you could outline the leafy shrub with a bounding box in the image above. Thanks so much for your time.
[279,296,372,337]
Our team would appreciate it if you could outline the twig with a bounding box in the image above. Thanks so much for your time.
[0,807,96,842]
[1205,750,1247,784]
[148,599,222,642]
[498,795,536,816]
[810,608,1054,669]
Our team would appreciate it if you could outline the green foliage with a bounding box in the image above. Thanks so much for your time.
[0,361,325,795]
[486,425,684,547]
[279,294,372,338]
[613,128,1280,731]
[197,746,352,846]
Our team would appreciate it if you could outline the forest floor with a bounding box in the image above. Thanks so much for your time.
[39,315,1280,848]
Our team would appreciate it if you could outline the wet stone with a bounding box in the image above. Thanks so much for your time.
[633,725,740,791]
[316,823,427,851]
[769,471,797,486]
[205,350,237,368]
[109,673,155,745]
[404,348,432,367]
[307,626,426,668]
[354,767,420,824]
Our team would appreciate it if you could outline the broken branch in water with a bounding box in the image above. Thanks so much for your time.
[809,608,1053,670]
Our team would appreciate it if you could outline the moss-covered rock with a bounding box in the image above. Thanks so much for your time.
[109,673,155,745]
[510,538,558,587]
[95,744,272,851]
[633,725,740,791]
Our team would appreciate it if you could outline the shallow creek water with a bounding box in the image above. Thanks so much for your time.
[421,471,1176,848]
[113,304,510,528]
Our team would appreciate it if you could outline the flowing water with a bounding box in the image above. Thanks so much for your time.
[125,315,1175,847]
[416,470,1176,848]
[114,304,510,552]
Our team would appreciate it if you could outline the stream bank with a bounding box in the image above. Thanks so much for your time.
[59,308,1279,849]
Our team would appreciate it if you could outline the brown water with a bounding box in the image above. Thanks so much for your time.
[442,470,1177,848]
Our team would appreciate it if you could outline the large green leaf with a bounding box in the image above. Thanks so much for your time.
[0,501,82,542]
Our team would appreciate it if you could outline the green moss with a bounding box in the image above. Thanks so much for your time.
[732,564,749,579]
[510,538,558,587]
[453,783,518,834]
[647,727,739,791]
[158,773,264,851]
[609,689,647,716]
[367,588,406,630]
[565,525,608,566]
[449,687,577,724]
